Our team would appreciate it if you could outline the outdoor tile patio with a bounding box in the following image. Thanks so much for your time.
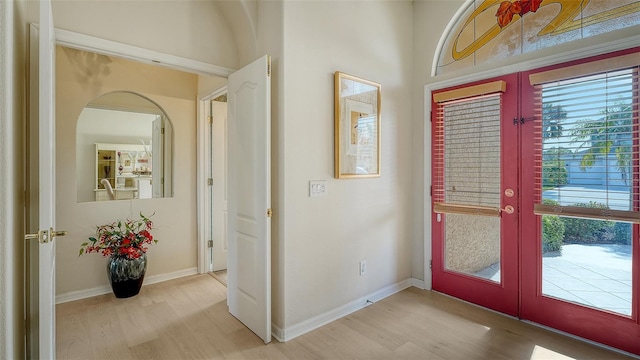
[543,244,632,316]
[474,244,633,316]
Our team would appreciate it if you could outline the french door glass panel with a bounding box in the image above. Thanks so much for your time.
[441,94,502,282]
[538,69,635,317]
[445,214,501,281]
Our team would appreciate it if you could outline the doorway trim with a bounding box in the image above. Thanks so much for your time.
[34,27,237,351]
[197,86,228,273]
[55,28,235,77]
[53,28,236,275]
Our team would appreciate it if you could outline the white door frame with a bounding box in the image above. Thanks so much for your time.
[36,28,235,352]
[31,1,57,355]
[55,29,234,78]
[53,29,234,277]
[197,86,228,273]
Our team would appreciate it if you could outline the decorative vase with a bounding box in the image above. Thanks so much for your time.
[107,253,147,298]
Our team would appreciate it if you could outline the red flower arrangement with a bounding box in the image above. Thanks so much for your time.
[496,0,543,28]
[79,212,157,259]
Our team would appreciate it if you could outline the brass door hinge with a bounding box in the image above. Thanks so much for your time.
[208,240,213,248]
[267,208,273,218]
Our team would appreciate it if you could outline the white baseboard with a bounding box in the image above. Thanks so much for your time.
[272,278,413,342]
[410,278,426,289]
[55,267,198,304]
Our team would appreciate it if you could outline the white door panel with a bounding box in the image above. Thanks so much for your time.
[227,55,271,343]
[212,100,228,271]
[29,0,58,357]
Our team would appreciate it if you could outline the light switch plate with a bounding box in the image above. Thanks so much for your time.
[309,180,328,197]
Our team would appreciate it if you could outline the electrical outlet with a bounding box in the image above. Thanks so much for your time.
[359,260,367,276]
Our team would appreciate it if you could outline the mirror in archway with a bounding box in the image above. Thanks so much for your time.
[76,91,173,202]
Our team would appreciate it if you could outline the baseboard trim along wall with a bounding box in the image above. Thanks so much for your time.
[55,267,198,304]
[411,278,426,289]
[272,278,421,342]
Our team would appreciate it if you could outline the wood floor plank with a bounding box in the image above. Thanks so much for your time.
[56,274,636,360]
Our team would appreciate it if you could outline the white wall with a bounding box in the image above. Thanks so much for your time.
[281,0,414,329]
[52,0,239,70]
[411,0,465,287]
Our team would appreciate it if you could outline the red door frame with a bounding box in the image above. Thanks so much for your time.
[519,48,640,355]
[431,73,520,317]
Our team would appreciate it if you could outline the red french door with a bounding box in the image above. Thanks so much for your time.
[432,49,640,355]
[519,50,640,355]
[431,73,520,316]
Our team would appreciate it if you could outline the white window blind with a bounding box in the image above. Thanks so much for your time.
[433,92,502,217]
[533,66,640,222]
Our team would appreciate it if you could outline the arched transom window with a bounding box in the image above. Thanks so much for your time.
[434,0,640,76]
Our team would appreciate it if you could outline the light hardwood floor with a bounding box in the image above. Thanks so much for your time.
[57,274,635,359]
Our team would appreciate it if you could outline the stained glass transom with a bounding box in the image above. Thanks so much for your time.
[435,0,640,76]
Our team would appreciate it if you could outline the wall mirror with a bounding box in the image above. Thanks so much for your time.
[334,71,381,178]
[76,91,173,202]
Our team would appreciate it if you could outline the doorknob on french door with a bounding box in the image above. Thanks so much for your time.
[24,227,68,244]
[500,205,515,214]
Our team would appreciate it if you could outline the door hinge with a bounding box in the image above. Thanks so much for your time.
[208,115,213,124]
[429,260,432,269]
[267,208,273,218]
[208,240,213,248]
[161,127,165,134]
[267,56,271,78]
[430,185,433,197]
[208,178,213,186]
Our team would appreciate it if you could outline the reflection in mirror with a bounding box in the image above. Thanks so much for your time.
[76,91,173,202]
[334,72,381,178]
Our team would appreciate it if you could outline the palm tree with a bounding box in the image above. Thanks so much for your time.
[542,103,566,139]
[571,101,632,185]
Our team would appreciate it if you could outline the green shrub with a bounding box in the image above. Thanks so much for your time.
[613,222,632,245]
[542,215,565,253]
[542,161,568,188]
[540,199,630,245]
[562,202,615,243]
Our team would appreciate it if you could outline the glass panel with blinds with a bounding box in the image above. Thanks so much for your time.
[433,93,502,217]
[533,67,640,223]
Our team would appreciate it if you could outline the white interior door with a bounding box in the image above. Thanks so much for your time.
[227,55,271,343]
[27,1,60,358]
[212,100,228,271]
